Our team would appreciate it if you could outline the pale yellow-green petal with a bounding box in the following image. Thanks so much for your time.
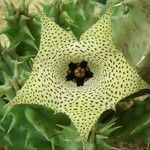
[33,11,77,68]
[80,9,117,56]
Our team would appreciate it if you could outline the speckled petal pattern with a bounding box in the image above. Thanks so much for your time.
[7,9,149,142]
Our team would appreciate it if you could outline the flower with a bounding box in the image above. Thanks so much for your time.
[6,8,149,142]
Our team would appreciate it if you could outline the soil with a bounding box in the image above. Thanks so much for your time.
[107,139,150,150]
[0,140,149,150]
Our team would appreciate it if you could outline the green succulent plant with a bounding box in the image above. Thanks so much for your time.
[112,0,150,81]
[0,0,150,150]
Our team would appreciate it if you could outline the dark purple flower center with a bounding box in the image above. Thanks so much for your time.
[66,60,93,86]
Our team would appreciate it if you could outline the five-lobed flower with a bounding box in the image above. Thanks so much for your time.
[6,7,149,143]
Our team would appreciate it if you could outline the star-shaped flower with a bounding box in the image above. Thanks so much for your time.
[6,8,149,142]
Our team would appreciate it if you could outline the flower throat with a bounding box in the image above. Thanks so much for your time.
[66,60,93,86]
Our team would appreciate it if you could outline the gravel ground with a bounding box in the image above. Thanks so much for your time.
[107,139,150,150]
[0,141,149,150]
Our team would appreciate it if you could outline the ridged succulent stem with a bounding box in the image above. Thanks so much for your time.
[146,142,150,150]
[88,121,98,143]
[12,79,20,91]
[88,128,95,143]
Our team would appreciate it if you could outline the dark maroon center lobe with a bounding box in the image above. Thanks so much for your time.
[66,60,93,86]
